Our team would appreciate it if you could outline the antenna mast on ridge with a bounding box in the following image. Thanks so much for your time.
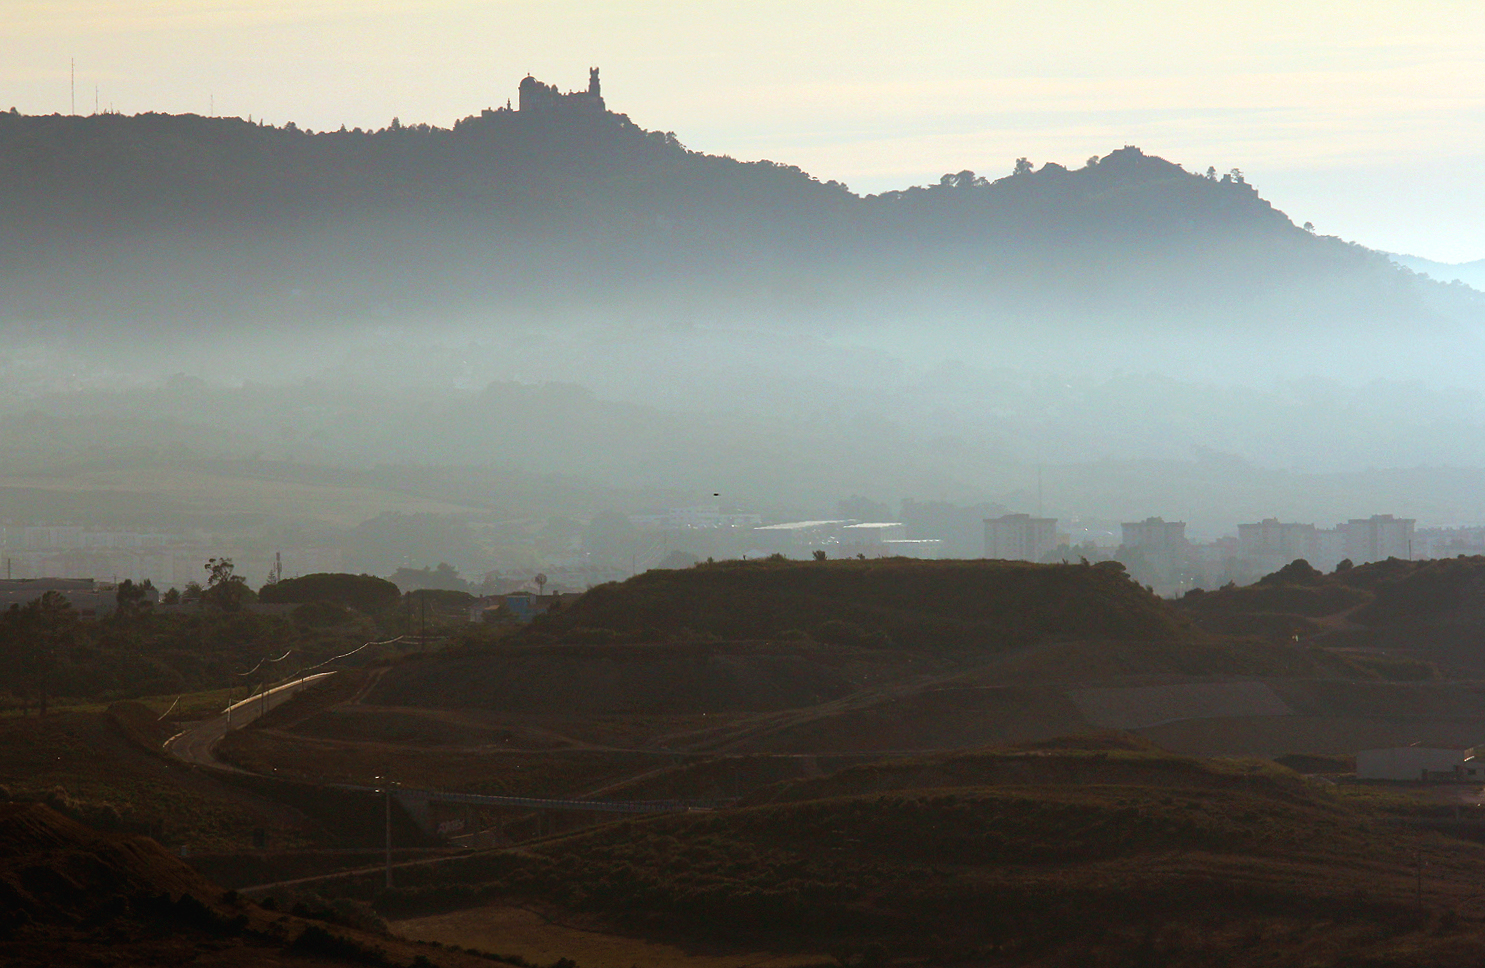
[70,58,75,115]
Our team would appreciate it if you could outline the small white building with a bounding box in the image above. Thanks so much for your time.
[1355,746,1474,781]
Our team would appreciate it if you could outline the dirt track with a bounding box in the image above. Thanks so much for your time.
[1069,681,1293,730]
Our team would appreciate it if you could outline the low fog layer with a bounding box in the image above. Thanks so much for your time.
[1,95,1484,578]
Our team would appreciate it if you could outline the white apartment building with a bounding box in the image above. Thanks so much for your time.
[984,513,1059,562]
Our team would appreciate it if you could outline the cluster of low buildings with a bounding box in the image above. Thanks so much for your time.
[746,520,943,559]
[0,577,154,617]
[980,512,1421,594]
[607,505,1435,596]
[0,526,343,592]
[0,502,1465,609]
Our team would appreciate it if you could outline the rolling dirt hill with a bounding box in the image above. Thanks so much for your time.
[736,735,1320,806]
[204,556,1485,850]
[336,737,1485,968]
[524,558,1189,650]
[0,803,212,926]
[0,703,321,852]
[0,801,500,968]
[218,557,1485,803]
[1178,555,1485,677]
[366,558,1200,720]
[371,639,924,715]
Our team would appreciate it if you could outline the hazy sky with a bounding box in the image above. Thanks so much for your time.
[7,1,1485,261]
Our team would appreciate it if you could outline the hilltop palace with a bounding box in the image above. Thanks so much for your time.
[517,67,606,114]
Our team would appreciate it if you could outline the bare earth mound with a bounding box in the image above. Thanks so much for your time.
[527,557,1189,650]
[0,801,505,967]
[317,741,1485,968]
[371,641,909,715]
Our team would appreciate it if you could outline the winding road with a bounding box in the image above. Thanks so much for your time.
[164,672,338,769]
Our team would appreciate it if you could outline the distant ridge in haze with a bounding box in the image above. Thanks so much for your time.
[0,72,1477,339]
[1389,252,1485,292]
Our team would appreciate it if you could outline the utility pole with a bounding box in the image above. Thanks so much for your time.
[384,786,394,888]
[70,58,74,116]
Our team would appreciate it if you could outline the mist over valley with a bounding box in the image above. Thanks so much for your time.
[3,73,1485,584]
[10,25,1485,967]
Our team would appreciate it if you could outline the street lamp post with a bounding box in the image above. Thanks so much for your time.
[375,775,393,889]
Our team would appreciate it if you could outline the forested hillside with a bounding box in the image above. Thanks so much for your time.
[0,103,1471,333]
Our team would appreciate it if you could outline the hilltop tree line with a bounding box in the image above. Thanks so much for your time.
[0,564,497,712]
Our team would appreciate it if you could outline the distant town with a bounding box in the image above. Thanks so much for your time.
[2,504,1477,613]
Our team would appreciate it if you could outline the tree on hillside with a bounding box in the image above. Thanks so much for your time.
[202,557,252,611]
[114,578,155,622]
[258,572,401,611]
[1,591,79,715]
[939,170,984,189]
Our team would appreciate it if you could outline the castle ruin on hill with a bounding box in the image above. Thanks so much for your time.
[518,67,606,115]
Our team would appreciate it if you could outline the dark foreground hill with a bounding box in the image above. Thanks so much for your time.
[367,558,1194,715]
[328,736,1485,968]
[0,701,434,853]
[0,801,496,968]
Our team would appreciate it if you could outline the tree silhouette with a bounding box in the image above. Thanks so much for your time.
[203,557,251,611]
[6,591,80,715]
[114,578,155,622]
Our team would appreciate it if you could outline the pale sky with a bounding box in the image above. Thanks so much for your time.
[6,1,1485,261]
